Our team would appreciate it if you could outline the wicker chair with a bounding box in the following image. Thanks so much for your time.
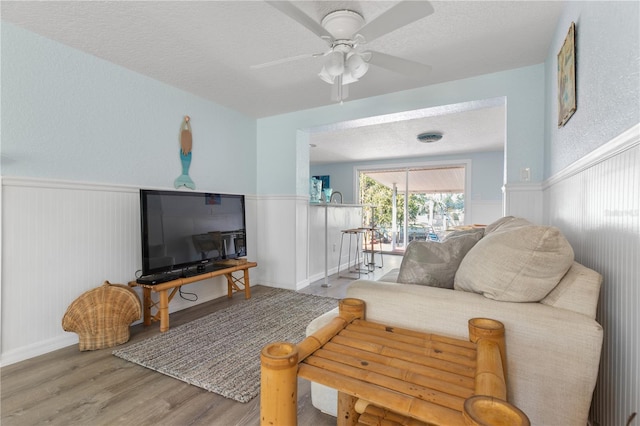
[62,281,141,351]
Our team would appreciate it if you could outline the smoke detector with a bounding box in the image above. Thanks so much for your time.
[417,132,443,143]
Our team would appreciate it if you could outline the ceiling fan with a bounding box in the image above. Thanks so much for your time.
[254,1,435,102]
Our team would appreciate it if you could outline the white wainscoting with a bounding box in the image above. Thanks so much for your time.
[503,182,544,224]
[295,197,310,289]
[543,124,639,426]
[0,178,257,366]
[254,194,309,290]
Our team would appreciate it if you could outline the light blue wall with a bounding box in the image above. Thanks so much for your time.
[544,1,640,178]
[310,151,504,204]
[310,163,357,203]
[1,22,257,194]
[467,151,504,200]
[258,64,544,196]
[3,18,543,198]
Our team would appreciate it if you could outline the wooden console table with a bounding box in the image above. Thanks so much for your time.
[260,298,529,426]
[129,260,257,332]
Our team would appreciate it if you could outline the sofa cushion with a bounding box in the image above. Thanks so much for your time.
[541,262,602,319]
[442,227,485,241]
[484,216,532,234]
[397,232,483,288]
[454,224,574,302]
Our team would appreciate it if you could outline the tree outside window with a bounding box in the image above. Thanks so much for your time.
[359,174,464,243]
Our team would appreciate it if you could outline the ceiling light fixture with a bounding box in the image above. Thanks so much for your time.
[317,10,370,103]
[417,132,443,143]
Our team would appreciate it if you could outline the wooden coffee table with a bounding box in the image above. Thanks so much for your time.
[260,298,529,426]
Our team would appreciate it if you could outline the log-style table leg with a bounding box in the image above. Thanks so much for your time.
[243,268,251,299]
[338,392,359,426]
[158,289,170,332]
[260,342,299,426]
[225,269,252,299]
[260,299,366,426]
[225,274,234,299]
[142,287,152,326]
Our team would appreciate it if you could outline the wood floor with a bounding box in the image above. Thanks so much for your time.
[1,255,402,426]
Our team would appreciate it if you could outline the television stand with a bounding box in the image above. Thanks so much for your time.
[129,259,257,332]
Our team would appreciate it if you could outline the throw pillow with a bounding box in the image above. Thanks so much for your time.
[454,224,574,302]
[397,232,483,288]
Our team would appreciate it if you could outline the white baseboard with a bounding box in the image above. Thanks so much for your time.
[1,334,78,367]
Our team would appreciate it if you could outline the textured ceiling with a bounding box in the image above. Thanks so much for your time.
[309,99,506,164]
[2,0,562,163]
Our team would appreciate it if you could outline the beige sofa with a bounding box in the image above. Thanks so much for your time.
[307,217,603,426]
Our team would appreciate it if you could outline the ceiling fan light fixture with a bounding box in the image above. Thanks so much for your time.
[263,2,435,104]
[318,66,335,84]
[417,132,443,143]
[346,52,369,79]
[324,50,345,77]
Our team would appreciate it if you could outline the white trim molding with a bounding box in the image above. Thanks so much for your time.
[502,123,639,227]
[2,176,140,193]
[544,123,640,190]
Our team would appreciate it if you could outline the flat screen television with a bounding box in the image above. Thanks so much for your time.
[139,189,247,277]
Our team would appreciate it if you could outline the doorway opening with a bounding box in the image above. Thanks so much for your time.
[358,163,467,253]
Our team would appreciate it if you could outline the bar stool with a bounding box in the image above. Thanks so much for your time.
[337,228,368,278]
[361,227,384,271]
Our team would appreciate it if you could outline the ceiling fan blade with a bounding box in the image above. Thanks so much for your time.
[357,1,435,43]
[367,50,432,80]
[266,1,333,40]
[251,52,325,69]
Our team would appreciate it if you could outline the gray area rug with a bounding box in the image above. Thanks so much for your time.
[113,287,338,403]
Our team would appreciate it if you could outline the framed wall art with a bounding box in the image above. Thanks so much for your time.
[558,22,576,127]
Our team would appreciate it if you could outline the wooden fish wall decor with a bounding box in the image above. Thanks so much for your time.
[174,115,196,190]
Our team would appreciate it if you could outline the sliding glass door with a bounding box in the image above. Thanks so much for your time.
[358,164,466,253]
